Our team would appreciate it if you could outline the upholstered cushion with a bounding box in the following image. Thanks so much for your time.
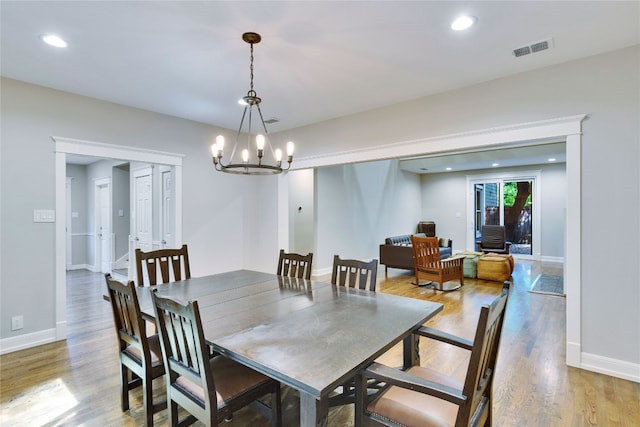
[481,226,505,249]
[175,355,271,406]
[368,366,462,427]
[124,334,163,366]
[477,254,514,281]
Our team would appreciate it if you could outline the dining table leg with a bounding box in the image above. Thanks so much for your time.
[299,391,329,427]
[402,332,420,369]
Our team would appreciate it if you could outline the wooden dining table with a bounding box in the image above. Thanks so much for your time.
[135,269,443,427]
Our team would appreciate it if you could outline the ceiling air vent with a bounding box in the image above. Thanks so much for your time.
[264,117,279,124]
[513,46,531,57]
[513,38,554,58]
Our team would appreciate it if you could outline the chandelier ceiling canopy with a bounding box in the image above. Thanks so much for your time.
[211,32,294,175]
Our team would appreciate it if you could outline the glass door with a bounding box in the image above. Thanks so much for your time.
[473,179,534,256]
[503,180,532,255]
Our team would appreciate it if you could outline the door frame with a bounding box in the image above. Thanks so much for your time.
[54,136,184,341]
[287,114,585,369]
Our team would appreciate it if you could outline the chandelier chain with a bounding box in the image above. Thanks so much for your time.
[249,42,254,94]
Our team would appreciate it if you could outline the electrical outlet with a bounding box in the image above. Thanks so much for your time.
[11,315,23,331]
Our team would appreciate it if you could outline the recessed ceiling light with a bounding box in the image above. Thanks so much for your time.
[492,163,499,167]
[445,167,452,171]
[451,15,477,31]
[41,34,68,48]
[548,158,557,162]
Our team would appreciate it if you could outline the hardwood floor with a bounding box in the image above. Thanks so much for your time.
[1,261,638,426]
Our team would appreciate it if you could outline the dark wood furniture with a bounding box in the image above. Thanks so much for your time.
[135,244,191,287]
[355,281,511,427]
[277,249,313,280]
[151,291,281,427]
[476,225,511,254]
[135,270,443,426]
[331,255,378,291]
[411,234,465,292]
[104,274,166,427]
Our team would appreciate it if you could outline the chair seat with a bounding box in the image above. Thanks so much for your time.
[123,334,163,366]
[175,355,273,406]
[367,366,462,427]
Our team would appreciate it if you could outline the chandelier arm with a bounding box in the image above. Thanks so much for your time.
[255,103,277,158]
[226,105,250,166]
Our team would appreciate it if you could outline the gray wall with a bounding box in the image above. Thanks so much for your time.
[420,162,566,259]
[1,45,638,374]
[111,164,130,260]
[1,77,278,340]
[66,164,89,267]
[282,46,640,368]
[315,159,422,272]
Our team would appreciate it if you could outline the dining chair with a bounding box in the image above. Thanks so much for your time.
[105,274,166,427]
[276,249,313,280]
[151,291,282,427]
[135,244,191,287]
[355,281,511,427]
[331,254,378,291]
[411,234,465,292]
[329,254,380,407]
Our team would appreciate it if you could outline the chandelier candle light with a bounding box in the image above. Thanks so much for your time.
[211,32,294,175]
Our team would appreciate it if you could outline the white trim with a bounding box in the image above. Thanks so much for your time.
[53,136,184,345]
[0,328,57,355]
[565,133,582,368]
[581,352,640,383]
[291,115,586,170]
[540,255,564,263]
[68,264,95,271]
[282,114,586,372]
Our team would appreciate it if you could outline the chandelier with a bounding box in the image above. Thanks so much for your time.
[211,32,294,175]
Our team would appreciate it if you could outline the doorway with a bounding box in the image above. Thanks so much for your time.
[54,136,184,341]
[468,171,540,258]
[472,177,536,256]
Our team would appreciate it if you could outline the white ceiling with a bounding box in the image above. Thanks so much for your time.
[2,1,638,169]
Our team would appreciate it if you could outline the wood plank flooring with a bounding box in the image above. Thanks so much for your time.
[1,261,638,426]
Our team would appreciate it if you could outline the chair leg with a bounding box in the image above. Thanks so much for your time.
[168,400,179,427]
[143,374,154,427]
[120,364,129,411]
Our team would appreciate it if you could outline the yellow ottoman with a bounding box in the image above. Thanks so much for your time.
[477,254,514,281]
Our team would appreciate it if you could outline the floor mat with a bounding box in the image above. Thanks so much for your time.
[529,273,564,296]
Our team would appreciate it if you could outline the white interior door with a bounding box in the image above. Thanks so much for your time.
[96,179,111,273]
[133,168,153,252]
[160,166,174,248]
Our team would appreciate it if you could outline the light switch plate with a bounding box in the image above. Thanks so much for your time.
[33,209,55,223]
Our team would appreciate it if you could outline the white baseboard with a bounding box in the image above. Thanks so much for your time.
[581,352,640,383]
[0,328,58,355]
[540,255,564,263]
[566,341,581,368]
[312,267,333,278]
[68,263,97,271]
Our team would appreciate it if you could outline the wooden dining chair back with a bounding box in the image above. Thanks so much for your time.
[277,249,313,280]
[135,244,191,286]
[331,255,378,291]
[105,274,166,427]
[411,234,464,292]
[356,282,511,427]
[151,291,282,427]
